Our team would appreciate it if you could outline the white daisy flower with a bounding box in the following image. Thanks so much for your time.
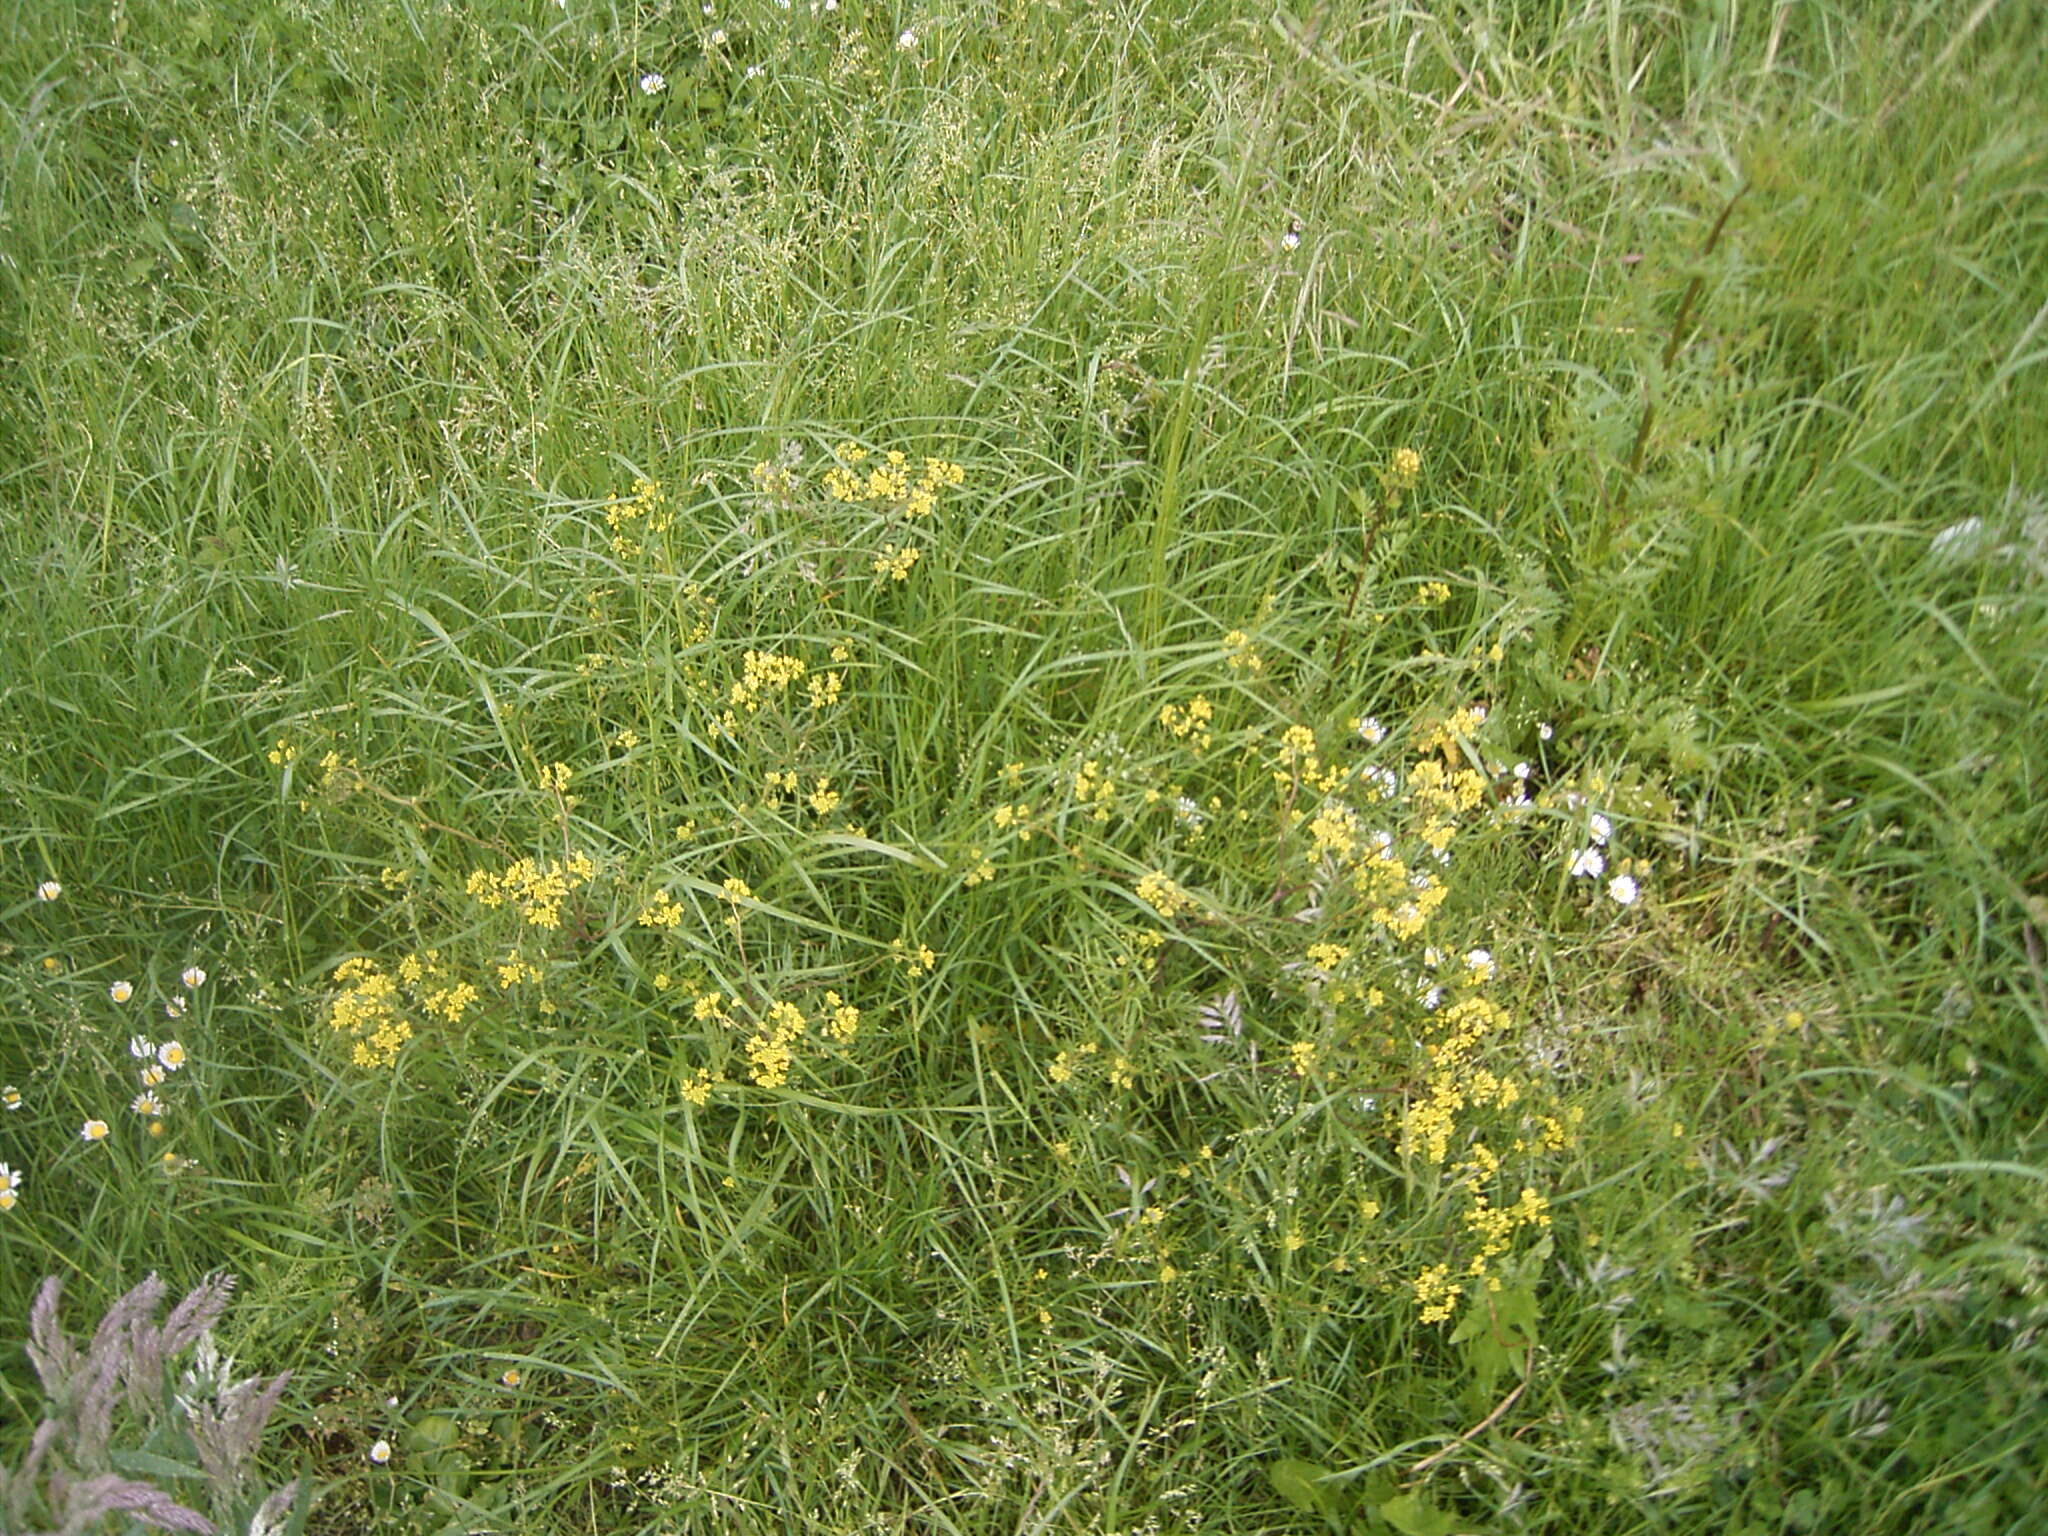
[1465,948,1495,981]
[639,71,666,94]
[181,966,208,990]
[709,27,727,43]
[897,28,917,48]
[81,1119,110,1143]
[1355,716,1385,744]
[1538,722,1554,741]
[0,1162,20,1211]
[131,1092,164,1118]
[2,1085,20,1111]
[1569,847,1605,879]
[165,995,187,1019]
[139,1065,167,1087]
[157,1040,188,1071]
[129,1035,155,1060]
[1281,226,1301,251]
[1512,762,1530,780]
[110,980,134,1003]
[36,880,61,902]
[1608,874,1640,906]
[369,1440,392,1465]
[1588,813,1611,845]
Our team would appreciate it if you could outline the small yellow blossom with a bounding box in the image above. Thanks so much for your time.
[1135,871,1193,920]
[872,544,921,581]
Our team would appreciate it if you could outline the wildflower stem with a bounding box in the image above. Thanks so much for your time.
[1329,487,1394,678]
[1622,182,1749,487]
[1407,1341,1534,1479]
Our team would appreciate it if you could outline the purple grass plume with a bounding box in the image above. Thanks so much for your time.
[2,1273,307,1535]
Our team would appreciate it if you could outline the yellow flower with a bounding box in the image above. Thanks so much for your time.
[1135,871,1192,920]
[872,544,922,581]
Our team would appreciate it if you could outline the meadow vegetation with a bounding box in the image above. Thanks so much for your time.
[1,1,2044,1532]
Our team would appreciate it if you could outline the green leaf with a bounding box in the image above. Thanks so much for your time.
[110,1446,203,1481]
[1377,1491,1458,1536]
[1269,1458,1338,1514]
[408,1412,461,1451]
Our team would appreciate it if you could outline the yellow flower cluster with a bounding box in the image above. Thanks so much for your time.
[745,1000,808,1088]
[991,802,1033,840]
[465,852,598,929]
[872,543,921,581]
[604,477,670,557]
[750,460,799,500]
[891,938,937,977]
[808,669,844,709]
[1158,695,1214,749]
[1413,1263,1463,1326]
[821,991,861,1041]
[1223,630,1263,673]
[822,445,964,520]
[496,954,543,989]
[679,982,860,1092]
[1458,1185,1551,1288]
[1071,761,1119,823]
[729,649,808,713]
[638,892,685,929]
[326,958,415,1069]
[1135,871,1193,920]
[1048,1039,1100,1085]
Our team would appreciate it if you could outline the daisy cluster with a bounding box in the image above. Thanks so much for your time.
[2,951,209,1217]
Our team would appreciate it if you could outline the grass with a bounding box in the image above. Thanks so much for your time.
[1,1,2043,1532]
